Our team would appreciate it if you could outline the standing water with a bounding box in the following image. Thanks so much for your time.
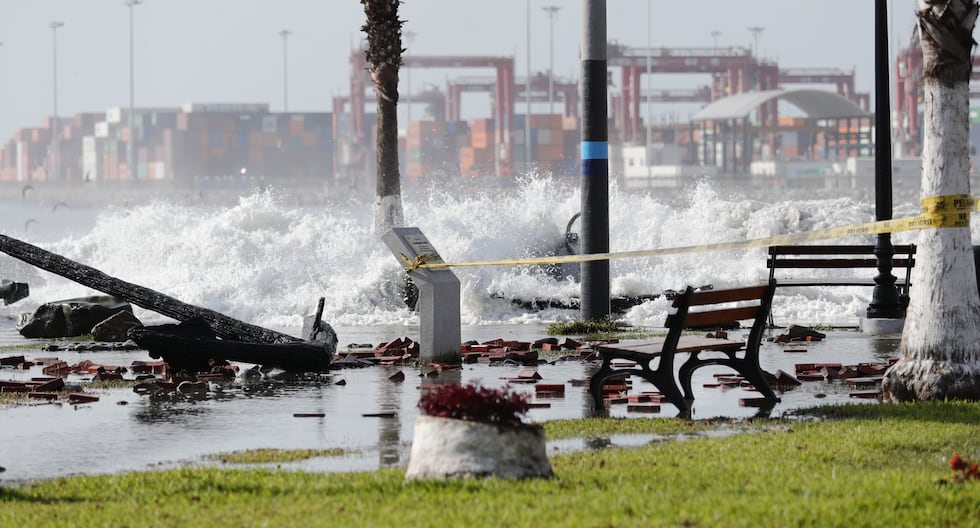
[0,174,958,482]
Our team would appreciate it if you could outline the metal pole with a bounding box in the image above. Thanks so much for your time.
[646,0,652,182]
[404,30,416,127]
[581,0,609,321]
[50,21,64,182]
[127,0,141,182]
[543,6,560,115]
[711,30,721,50]
[868,0,901,319]
[748,26,764,57]
[279,29,291,112]
[525,0,532,168]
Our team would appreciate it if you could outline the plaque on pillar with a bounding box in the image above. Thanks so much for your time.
[383,227,462,364]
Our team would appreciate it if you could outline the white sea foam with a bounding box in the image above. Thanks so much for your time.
[0,176,956,332]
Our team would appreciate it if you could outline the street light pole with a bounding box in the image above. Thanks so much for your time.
[50,21,64,182]
[542,6,560,115]
[748,26,764,58]
[126,0,142,182]
[279,29,291,112]
[404,30,416,127]
[646,0,652,181]
[711,30,721,50]
[525,0,532,168]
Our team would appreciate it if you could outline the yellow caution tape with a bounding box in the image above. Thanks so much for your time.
[406,195,980,271]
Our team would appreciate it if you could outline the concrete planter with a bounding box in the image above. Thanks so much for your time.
[405,415,554,480]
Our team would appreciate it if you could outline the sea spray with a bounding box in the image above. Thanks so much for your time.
[0,177,940,331]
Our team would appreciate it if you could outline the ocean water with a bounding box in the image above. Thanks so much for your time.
[0,175,936,333]
[0,173,950,482]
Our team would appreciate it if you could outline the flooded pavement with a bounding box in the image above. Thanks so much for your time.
[0,323,899,483]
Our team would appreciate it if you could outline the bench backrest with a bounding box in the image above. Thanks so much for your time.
[767,244,916,284]
[664,281,776,352]
[767,245,916,268]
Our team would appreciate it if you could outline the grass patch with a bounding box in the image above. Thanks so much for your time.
[1,402,977,526]
[543,416,730,440]
[81,380,134,390]
[0,343,48,352]
[206,448,348,465]
[546,319,660,340]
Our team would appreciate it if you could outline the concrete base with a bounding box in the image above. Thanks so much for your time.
[405,416,553,480]
[859,317,906,335]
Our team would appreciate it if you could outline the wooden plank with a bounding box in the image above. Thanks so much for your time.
[597,337,742,359]
[0,233,299,344]
[689,285,768,305]
[768,244,915,256]
[684,306,759,327]
[767,258,914,269]
[774,278,909,287]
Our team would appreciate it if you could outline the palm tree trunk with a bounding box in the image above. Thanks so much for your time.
[883,0,980,401]
[361,0,405,235]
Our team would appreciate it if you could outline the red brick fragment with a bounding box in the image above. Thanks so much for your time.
[68,393,99,404]
[738,397,772,407]
[535,384,565,395]
[33,378,65,392]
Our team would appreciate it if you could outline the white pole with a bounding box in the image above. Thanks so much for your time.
[526,0,532,168]
[127,1,141,182]
[543,6,560,115]
[50,21,64,182]
[646,0,652,182]
[279,29,292,112]
[404,30,416,128]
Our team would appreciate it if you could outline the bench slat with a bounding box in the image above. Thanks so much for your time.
[687,285,769,305]
[768,244,916,256]
[775,278,909,287]
[767,258,914,269]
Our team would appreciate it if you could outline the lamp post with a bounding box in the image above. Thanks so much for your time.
[867,0,901,320]
[646,0,652,179]
[748,26,764,57]
[126,0,141,182]
[279,29,291,112]
[403,30,416,127]
[581,0,609,321]
[542,6,560,115]
[50,21,64,182]
[525,0,532,167]
[711,30,721,50]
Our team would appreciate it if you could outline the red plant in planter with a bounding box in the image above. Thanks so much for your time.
[950,453,980,483]
[418,382,530,427]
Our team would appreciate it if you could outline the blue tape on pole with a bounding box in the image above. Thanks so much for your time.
[581,141,608,160]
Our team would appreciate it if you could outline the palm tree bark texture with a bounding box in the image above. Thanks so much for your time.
[362,0,405,236]
[883,0,980,401]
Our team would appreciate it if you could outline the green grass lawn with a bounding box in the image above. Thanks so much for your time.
[1,402,978,527]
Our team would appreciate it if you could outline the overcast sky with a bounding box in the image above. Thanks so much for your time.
[0,0,918,141]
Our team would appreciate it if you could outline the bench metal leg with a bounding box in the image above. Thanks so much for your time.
[678,354,780,407]
[589,356,691,416]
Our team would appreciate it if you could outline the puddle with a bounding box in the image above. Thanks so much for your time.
[0,325,898,483]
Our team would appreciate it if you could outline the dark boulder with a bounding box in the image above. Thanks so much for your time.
[91,310,143,342]
[17,296,133,338]
[1,280,29,305]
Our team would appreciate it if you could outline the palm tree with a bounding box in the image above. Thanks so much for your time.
[361,0,405,235]
[883,0,980,402]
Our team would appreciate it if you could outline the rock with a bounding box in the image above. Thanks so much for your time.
[91,311,143,342]
[18,296,133,339]
[786,325,826,341]
[0,280,29,305]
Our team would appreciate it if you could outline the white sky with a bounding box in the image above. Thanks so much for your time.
[0,0,918,141]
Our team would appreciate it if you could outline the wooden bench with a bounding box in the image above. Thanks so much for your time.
[766,244,916,294]
[589,281,779,416]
